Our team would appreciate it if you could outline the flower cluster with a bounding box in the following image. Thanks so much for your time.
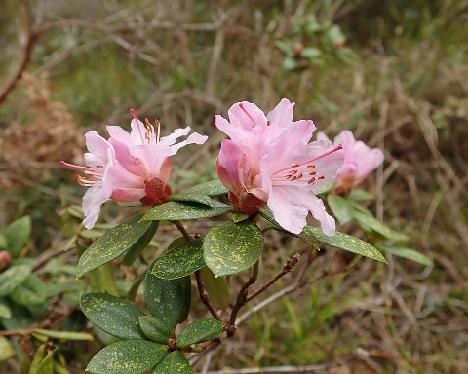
[63,100,383,235]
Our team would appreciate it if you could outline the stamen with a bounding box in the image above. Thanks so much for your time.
[309,171,316,175]
[307,165,316,168]
[154,119,161,143]
[291,163,299,168]
[318,176,325,180]
[308,177,316,184]
[296,172,303,179]
[267,120,272,126]
[130,108,145,144]
[60,160,85,170]
[239,103,256,127]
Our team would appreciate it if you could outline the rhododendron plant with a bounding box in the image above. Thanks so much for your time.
[318,130,384,194]
[215,99,344,235]
[61,109,207,228]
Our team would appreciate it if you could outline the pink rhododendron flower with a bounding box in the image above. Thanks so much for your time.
[61,110,208,229]
[317,130,384,194]
[215,98,344,235]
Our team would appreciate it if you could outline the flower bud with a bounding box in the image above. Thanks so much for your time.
[0,250,12,271]
[140,177,172,206]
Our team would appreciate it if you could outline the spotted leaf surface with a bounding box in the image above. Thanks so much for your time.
[138,316,173,344]
[80,293,145,340]
[151,239,205,280]
[144,266,191,328]
[87,340,167,374]
[203,221,263,277]
[185,179,228,196]
[176,318,224,348]
[170,192,215,207]
[154,351,192,374]
[77,220,158,277]
[142,201,231,221]
[0,265,30,297]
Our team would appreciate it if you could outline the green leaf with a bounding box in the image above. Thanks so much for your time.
[203,221,263,277]
[87,340,167,374]
[142,201,231,221]
[32,329,94,341]
[348,189,374,201]
[154,352,192,374]
[379,245,433,266]
[170,192,215,207]
[28,344,55,374]
[0,233,7,249]
[0,301,12,319]
[185,180,228,196]
[138,316,173,344]
[232,213,249,223]
[199,267,230,308]
[0,336,14,362]
[144,267,191,328]
[80,293,145,340]
[3,216,31,257]
[151,239,205,280]
[0,264,30,297]
[328,195,354,224]
[354,210,409,242]
[122,221,159,266]
[10,275,47,305]
[299,226,387,263]
[76,220,157,277]
[176,318,223,348]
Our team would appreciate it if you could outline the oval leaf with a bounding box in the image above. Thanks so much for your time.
[142,201,231,221]
[203,221,263,277]
[32,329,94,341]
[154,351,192,374]
[0,301,12,319]
[144,268,191,328]
[9,274,47,305]
[138,316,173,344]
[199,267,230,308]
[87,340,167,374]
[77,220,157,277]
[379,245,433,267]
[0,336,14,362]
[3,215,31,257]
[0,265,30,297]
[170,192,215,207]
[354,210,409,242]
[122,221,159,266]
[185,180,228,196]
[328,195,354,224]
[151,239,205,280]
[176,318,223,348]
[80,293,144,340]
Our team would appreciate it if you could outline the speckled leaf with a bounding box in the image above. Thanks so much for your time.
[328,195,354,224]
[232,213,249,223]
[0,265,30,297]
[203,221,263,277]
[185,180,228,196]
[80,293,145,340]
[144,266,191,328]
[379,245,433,266]
[176,318,224,348]
[10,274,47,305]
[3,215,30,257]
[170,192,215,207]
[87,340,167,374]
[77,220,157,277]
[138,316,173,344]
[300,226,387,264]
[122,221,159,266]
[154,352,192,374]
[32,329,94,341]
[142,201,231,221]
[0,337,14,362]
[151,239,205,280]
[200,267,230,307]
[354,211,409,242]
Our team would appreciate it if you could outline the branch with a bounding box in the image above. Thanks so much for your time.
[0,0,36,105]
[195,270,220,320]
[171,220,192,241]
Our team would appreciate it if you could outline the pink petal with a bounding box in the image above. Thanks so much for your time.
[159,127,191,145]
[85,131,111,165]
[130,118,148,145]
[316,131,331,143]
[228,101,267,130]
[107,125,132,144]
[111,188,146,203]
[266,98,294,128]
[296,191,336,235]
[216,140,243,194]
[82,186,109,229]
[169,131,208,154]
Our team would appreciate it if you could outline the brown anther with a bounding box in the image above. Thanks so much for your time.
[318,176,325,180]
[307,164,316,168]
[154,119,160,128]
[308,177,316,184]
[291,164,300,168]
[309,171,316,175]
[296,172,303,179]
[267,120,272,126]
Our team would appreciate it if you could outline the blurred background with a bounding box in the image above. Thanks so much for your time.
[0,0,466,373]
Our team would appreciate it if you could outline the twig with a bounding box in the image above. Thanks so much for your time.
[195,270,220,320]
[0,0,36,105]
[246,253,300,302]
[172,220,192,240]
[32,234,79,272]
[204,363,339,373]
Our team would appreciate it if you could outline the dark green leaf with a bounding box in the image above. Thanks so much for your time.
[0,265,30,297]
[138,316,173,344]
[142,201,231,222]
[170,192,215,207]
[76,220,157,277]
[10,275,47,305]
[87,340,167,374]
[0,301,12,319]
[0,337,14,362]
[0,234,7,249]
[203,221,263,277]
[185,180,228,196]
[328,195,354,224]
[232,213,249,223]
[379,245,433,266]
[154,352,192,374]
[89,263,120,296]
[151,239,205,280]
[32,329,94,341]
[3,216,31,257]
[354,210,409,242]
[144,267,191,328]
[80,293,145,340]
[122,221,159,266]
[176,318,223,348]
[199,267,230,308]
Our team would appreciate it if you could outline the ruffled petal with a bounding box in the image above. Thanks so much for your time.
[216,140,244,194]
[228,101,267,130]
[296,191,336,235]
[85,131,111,165]
[159,127,191,146]
[267,186,308,235]
[266,98,294,128]
[82,186,109,229]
